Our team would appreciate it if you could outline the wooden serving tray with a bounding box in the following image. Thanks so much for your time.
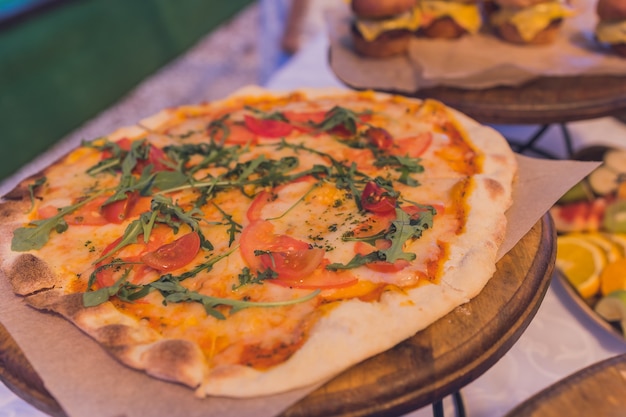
[504,352,626,417]
[0,216,556,417]
[328,49,626,126]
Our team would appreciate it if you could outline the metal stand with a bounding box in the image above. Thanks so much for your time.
[432,391,466,417]
[507,123,574,159]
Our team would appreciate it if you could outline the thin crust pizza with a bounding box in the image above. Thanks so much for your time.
[0,88,516,397]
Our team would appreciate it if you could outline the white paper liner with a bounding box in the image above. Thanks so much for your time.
[329,0,626,92]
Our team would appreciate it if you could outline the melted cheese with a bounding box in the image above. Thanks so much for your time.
[420,0,483,34]
[355,8,422,41]
[490,1,575,42]
[596,20,626,44]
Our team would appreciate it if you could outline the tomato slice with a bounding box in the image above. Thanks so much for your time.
[365,127,393,150]
[244,115,293,138]
[361,181,397,215]
[270,260,358,289]
[240,222,324,277]
[45,193,151,226]
[101,192,151,224]
[247,190,274,222]
[140,232,201,272]
[212,122,259,145]
[95,228,195,287]
[144,144,171,172]
[282,110,327,133]
[247,177,317,223]
[65,196,111,226]
[258,235,324,280]
[394,132,433,158]
[239,221,277,271]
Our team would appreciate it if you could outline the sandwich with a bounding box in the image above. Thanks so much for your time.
[350,0,421,57]
[595,0,626,57]
[487,0,575,45]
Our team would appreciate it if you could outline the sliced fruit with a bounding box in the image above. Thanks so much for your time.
[557,180,594,204]
[594,290,626,337]
[602,149,626,173]
[551,198,607,233]
[618,182,626,200]
[556,235,607,298]
[603,201,626,233]
[599,258,626,296]
[588,165,620,196]
[573,232,623,263]
[604,233,626,257]
[586,148,626,197]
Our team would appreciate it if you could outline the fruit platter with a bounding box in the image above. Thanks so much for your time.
[551,146,626,341]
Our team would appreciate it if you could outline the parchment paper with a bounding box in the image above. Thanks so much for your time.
[329,0,626,92]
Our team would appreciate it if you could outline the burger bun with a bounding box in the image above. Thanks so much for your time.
[421,17,469,39]
[493,0,553,8]
[351,0,416,19]
[351,25,412,57]
[596,0,626,21]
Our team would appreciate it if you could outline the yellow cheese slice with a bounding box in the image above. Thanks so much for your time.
[596,20,626,44]
[490,1,575,42]
[355,8,423,41]
[419,0,483,34]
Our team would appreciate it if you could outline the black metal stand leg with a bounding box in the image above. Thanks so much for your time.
[432,399,444,417]
[513,124,551,155]
[559,123,575,158]
[506,123,575,160]
[431,391,467,417]
[452,391,466,417]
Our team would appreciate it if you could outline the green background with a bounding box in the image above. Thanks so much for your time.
[0,0,253,181]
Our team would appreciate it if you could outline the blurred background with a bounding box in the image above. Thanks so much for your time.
[0,0,335,183]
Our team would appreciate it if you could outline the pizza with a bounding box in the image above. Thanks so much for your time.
[0,88,516,398]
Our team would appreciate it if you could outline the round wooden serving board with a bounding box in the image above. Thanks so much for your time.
[504,352,626,417]
[0,216,555,417]
[411,76,626,126]
[328,49,626,126]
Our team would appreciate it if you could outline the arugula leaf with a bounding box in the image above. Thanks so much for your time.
[245,105,288,122]
[11,192,105,251]
[326,252,382,271]
[151,170,190,191]
[232,267,277,290]
[383,209,420,263]
[83,247,318,320]
[207,114,231,144]
[374,154,424,186]
[212,203,242,247]
[155,278,319,320]
[92,219,145,264]
[26,177,46,213]
[313,106,365,135]
[327,207,434,271]
[83,138,124,176]
[83,267,131,307]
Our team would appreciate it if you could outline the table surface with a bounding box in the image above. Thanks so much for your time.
[2,32,626,417]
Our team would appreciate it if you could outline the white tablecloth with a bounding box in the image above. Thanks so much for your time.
[2,31,626,417]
